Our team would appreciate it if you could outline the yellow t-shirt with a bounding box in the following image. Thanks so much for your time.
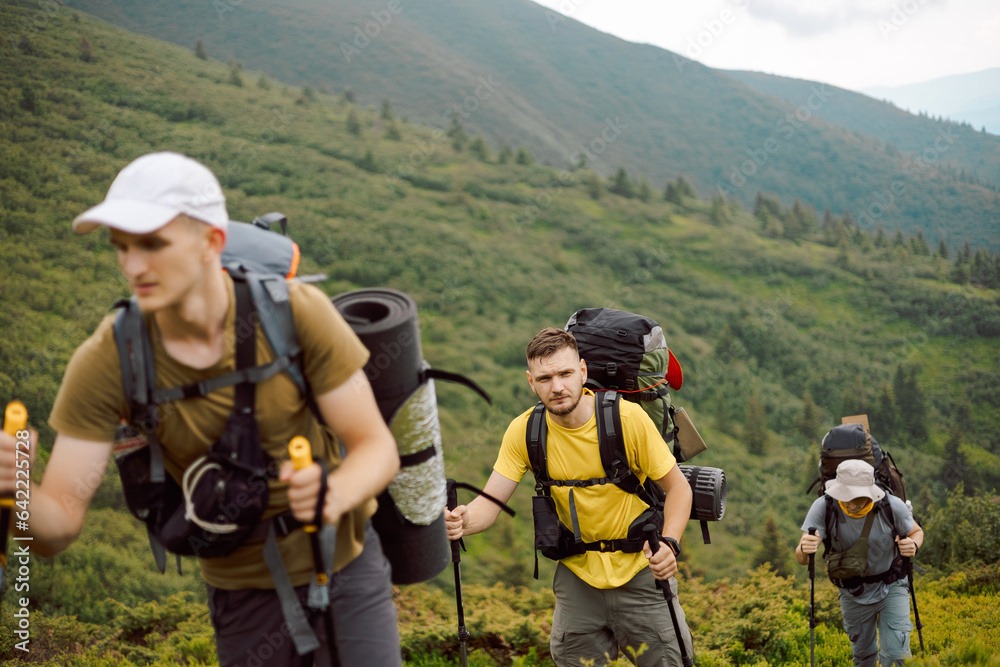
[49,273,374,589]
[494,389,676,589]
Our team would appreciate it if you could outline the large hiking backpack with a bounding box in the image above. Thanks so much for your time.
[566,308,687,456]
[523,308,726,573]
[808,419,911,593]
[809,420,907,502]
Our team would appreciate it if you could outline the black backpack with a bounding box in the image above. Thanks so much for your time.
[565,308,685,454]
[809,421,907,502]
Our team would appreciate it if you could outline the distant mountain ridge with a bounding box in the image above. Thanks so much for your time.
[863,68,1000,136]
[63,0,1000,250]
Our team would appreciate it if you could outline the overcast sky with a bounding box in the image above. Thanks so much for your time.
[529,0,1000,91]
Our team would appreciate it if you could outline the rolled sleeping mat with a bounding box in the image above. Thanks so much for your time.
[332,288,449,585]
[679,465,727,545]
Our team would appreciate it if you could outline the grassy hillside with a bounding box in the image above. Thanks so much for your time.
[1,3,999,664]
[60,0,1000,252]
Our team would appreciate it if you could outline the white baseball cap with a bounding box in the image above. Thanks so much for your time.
[73,152,229,234]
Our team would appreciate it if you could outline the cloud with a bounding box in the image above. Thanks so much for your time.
[744,0,925,37]
[977,10,1000,42]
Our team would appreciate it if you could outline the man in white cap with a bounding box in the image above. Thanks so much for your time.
[0,152,403,665]
[796,458,924,667]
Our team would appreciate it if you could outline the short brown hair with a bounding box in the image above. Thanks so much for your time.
[526,327,578,364]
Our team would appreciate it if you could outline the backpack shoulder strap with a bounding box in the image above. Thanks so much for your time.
[823,494,837,549]
[878,495,898,536]
[595,391,663,507]
[237,270,307,397]
[595,391,631,486]
[113,297,154,410]
[525,402,549,491]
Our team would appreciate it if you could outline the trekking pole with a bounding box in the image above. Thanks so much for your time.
[808,528,817,667]
[904,556,924,653]
[445,479,516,667]
[1,401,28,598]
[289,436,339,667]
[446,479,471,667]
[644,524,693,667]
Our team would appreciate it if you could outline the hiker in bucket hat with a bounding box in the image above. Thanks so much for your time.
[0,152,403,666]
[795,459,924,667]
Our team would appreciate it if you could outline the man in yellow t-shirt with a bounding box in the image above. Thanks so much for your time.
[0,152,402,666]
[445,327,694,666]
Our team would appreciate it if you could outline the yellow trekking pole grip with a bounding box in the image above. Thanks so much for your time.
[2,401,28,508]
[3,401,27,435]
[289,436,318,533]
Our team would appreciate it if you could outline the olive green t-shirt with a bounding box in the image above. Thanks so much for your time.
[49,274,375,589]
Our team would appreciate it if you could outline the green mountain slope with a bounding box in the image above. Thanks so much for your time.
[2,6,999,659]
[60,0,1000,252]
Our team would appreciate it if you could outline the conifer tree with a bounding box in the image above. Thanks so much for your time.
[228,63,243,87]
[346,108,362,136]
[709,195,730,225]
[937,238,949,259]
[19,81,39,114]
[609,167,633,198]
[195,39,207,59]
[874,226,887,248]
[380,99,394,122]
[664,181,680,204]
[894,364,928,443]
[872,383,897,443]
[497,144,513,164]
[637,178,652,202]
[796,390,823,444]
[79,34,93,62]
[942,429,968,492]
[447,117,468,151]
[469,136,491,162]
[743,394,768,455]
[584,171,603,200]
[515,147,534,165]
[752,516,792,577]
[675,175,696,199]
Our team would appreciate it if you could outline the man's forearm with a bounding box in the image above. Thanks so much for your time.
[662,480,693,543]
[14,487,83,557]
[462,495,503,536]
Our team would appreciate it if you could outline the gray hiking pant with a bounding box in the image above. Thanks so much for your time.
[840,581,913,667]
[550,562,693,666]
[207,523,401,667]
